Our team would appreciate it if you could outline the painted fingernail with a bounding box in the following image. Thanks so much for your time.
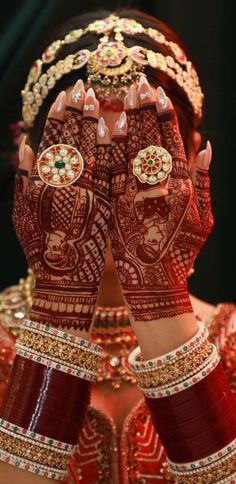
[71,79,84,103]
[127,84,137,108]
[139,75,150,88]
[84,87,96,111]
[139,75,152,101]
[19,135,26,163]
[98,117,106,138]
[157,86,168,109]
[203,140,212,167]
[117,111,127,132]
[54,91,66,112]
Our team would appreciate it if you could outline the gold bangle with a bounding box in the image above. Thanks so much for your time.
[18,330,101,373]
[136,340,212,388]
[0,432,68,470]
[171,452,236,483]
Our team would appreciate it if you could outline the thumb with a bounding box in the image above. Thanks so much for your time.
[18,135,35,195]
[191,141,214,235]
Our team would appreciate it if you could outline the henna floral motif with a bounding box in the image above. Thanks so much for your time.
[110,104,214,321]
[12,109,111,330]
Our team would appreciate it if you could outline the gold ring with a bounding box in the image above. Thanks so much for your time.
[37,144,84,187]
[132,145,172,184]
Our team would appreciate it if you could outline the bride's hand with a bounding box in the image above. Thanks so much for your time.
[12,82,111,331]
[109,77,214,323]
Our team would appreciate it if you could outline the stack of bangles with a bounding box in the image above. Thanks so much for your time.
[128,321,236,483]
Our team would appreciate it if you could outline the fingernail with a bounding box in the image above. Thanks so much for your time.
[157,86,168,109]
[86,87,95,100]
[84,87,96,111]
[197,149,206,167]
[98,117,106,138]
[117,111,127,132]
[203,140,212,167]
[127,85,137,108]
[139,75,150,88]
[19,135,26,163]
[139,75,152,101]
[71,79,84,103]
[54,91,66,112]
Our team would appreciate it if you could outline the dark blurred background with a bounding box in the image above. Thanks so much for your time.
[0,0,235,304]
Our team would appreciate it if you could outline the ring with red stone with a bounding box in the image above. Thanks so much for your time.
[132,145,172,184]
[37,144,84,187]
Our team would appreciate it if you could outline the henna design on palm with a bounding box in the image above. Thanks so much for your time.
[110,102,214,322]
[12,104,111,331]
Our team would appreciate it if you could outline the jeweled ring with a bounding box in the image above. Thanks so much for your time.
[132,145,172,184]
[37,144,84,187]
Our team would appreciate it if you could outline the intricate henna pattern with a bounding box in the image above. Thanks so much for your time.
[110,105,214,322]
[12,113,111,330]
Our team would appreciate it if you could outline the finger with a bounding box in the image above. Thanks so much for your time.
[156,86,189,178]
[38,91,66,155]
[138,76,162,148]
[31,92,66,177]
[97,117,111,145]
[111,112,128,195]
[60,79,85,146]
[77,88,99,191]
[124,84,142,161]
[13,136,35,226]
[17,135,35,195]
[94,117,111,202]
[191,140,214,235]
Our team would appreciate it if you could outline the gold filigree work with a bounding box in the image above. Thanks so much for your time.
[136,340,212,388]
[18,330,101,372]
[0,432,69,469]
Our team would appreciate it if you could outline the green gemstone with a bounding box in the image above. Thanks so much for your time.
[147,159,154,165]
[55,160,65,169]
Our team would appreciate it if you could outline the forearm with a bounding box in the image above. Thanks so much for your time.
[127,296,198,360]
[129,317,236,482]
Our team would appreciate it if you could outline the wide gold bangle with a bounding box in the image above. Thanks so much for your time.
[137,339,212,388]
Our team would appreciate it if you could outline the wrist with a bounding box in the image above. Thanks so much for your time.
[125,284,192,323]
[30,286,96,331]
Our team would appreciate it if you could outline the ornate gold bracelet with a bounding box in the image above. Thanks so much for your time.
[18,329,101,373]
[171,452,236,483]
[0,432,68,470]
[136,340,212,388]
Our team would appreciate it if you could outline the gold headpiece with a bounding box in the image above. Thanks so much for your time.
[22,15,204,128]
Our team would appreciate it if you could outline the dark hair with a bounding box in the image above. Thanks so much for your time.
[27,8,201,156]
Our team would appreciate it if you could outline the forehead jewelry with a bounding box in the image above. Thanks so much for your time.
[22,15,204,128]
[37,144,84,187]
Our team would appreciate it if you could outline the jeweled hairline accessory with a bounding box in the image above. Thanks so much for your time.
[22,14,204,128]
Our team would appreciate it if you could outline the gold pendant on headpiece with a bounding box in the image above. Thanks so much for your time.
[132,145,172,184]
[37,144,84,187]
[22,15,204,129]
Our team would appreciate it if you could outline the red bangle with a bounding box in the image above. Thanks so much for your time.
[146,362,236,462]
[0,355,91,444]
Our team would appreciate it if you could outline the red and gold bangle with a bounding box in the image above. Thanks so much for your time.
[0,319,103,481]
[16,319,103,380]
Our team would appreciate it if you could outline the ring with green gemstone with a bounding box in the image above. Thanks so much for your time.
[132,145,172,184]
[37,144,84,187]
